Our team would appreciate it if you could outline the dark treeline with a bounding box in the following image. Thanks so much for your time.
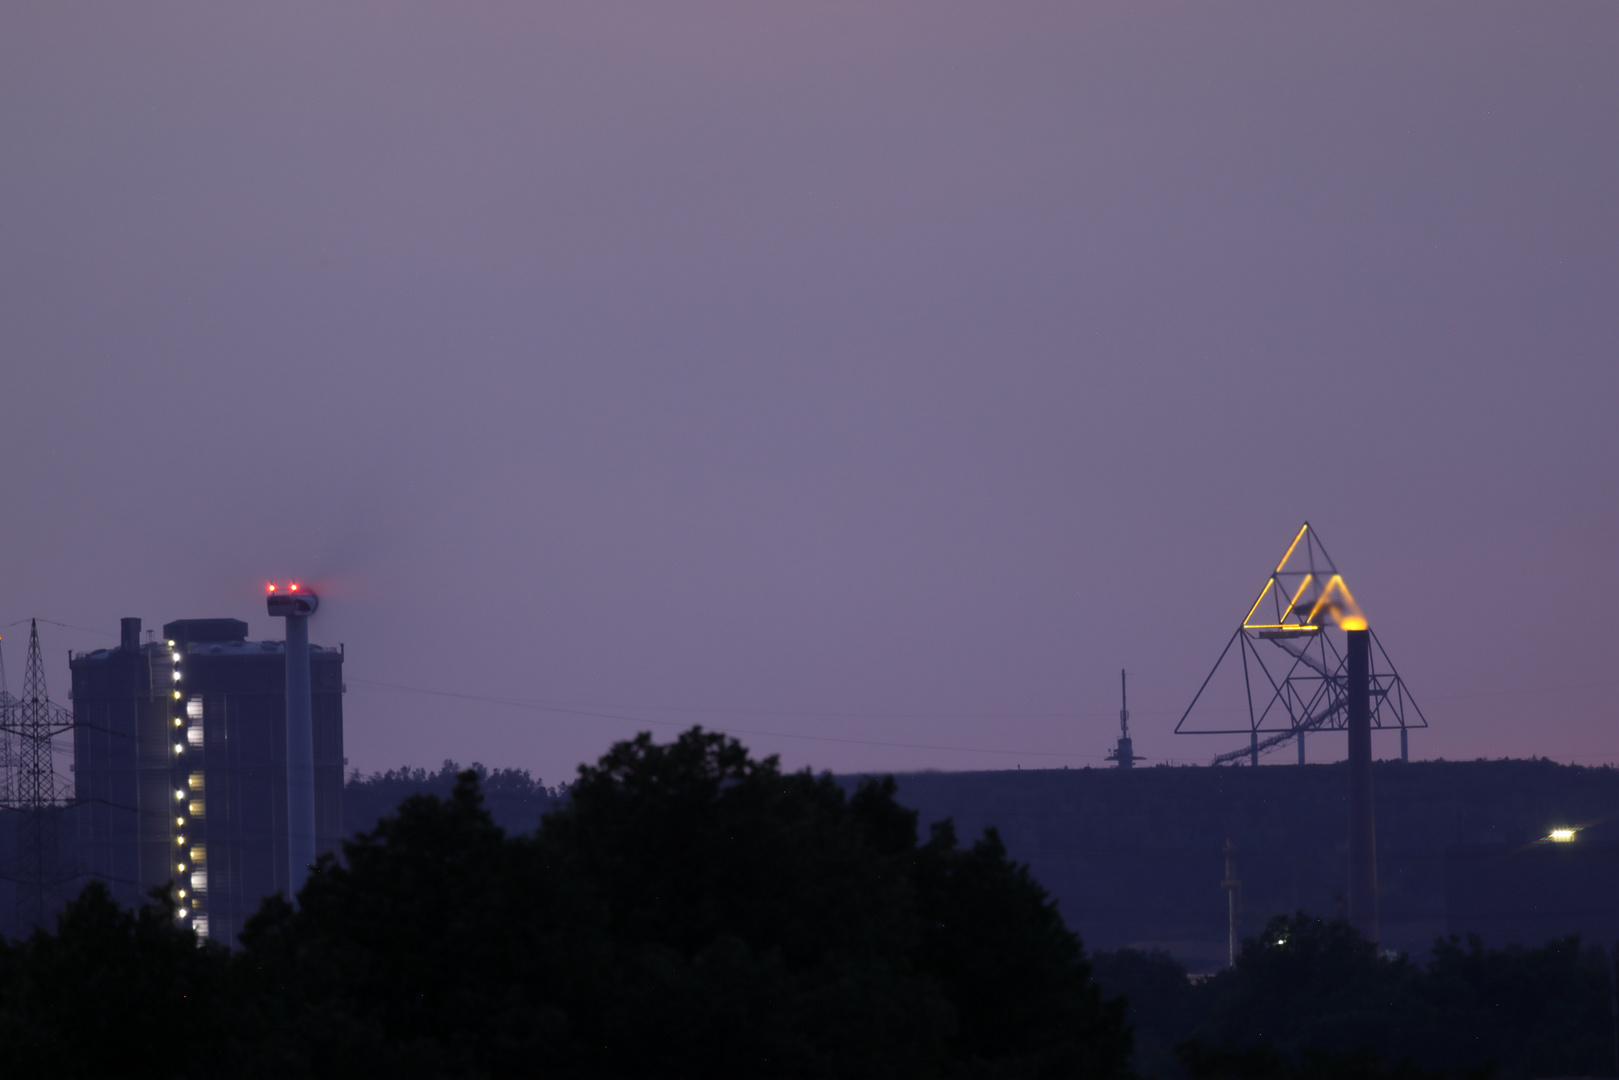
[1,729,1613,1078]
[344,759,567,836]
[0,730,1128,1079]
[1093,918,1616,1079]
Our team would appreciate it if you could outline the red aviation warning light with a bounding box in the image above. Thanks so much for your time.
[267,583,318,617]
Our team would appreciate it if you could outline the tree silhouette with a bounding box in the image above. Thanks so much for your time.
[243,727,1132,1078]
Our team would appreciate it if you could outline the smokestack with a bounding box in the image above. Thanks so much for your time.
[120,617,141,653]
[267,584,319,897]
[1345,627,1378,945]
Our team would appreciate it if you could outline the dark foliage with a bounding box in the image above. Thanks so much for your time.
[1175,1042,1475,1080]
[344,759,565,836]
[0,882,238,1077]
[1089,947,1196,1077]
[1091,912,1617,1080]
[2,728,1131,1079]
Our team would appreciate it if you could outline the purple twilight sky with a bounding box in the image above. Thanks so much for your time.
[2,3,1616,786]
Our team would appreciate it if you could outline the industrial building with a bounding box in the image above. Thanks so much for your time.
[70,616,344,944]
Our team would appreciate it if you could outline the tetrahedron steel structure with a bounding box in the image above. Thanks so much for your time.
[1175,523,1427,766]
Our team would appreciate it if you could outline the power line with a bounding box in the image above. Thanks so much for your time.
[349,677,1113,760]
[353,679,1126,722]
[1,617,117,638]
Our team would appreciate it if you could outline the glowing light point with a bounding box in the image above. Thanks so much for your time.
[1549,828,1576,843]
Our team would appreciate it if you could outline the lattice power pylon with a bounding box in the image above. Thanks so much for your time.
[3,620,76,930]
[1175,523,1427,766]
[0,638,14,810]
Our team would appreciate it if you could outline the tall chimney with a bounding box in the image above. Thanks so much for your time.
[1345,627,1378,945]
[267,585,319,896]
[120,617,141,653]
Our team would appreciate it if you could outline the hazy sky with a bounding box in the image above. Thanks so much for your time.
[3,3,1615,785]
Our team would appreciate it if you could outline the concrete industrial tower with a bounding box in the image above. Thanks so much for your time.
[267,583,319,895]
[71,613,344,943]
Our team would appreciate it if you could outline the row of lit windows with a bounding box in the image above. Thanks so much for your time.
[168,642,208,940]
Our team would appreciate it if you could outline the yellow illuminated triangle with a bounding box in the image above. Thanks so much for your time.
[1241,523,1366,633]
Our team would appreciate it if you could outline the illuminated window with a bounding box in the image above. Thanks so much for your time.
[187,726,204,748]
[190,870,208,894]
[186,699,204,721]
[195,915,209,939]
[188,772,204,791]
[190,845,206,863]
[188,800,205,817]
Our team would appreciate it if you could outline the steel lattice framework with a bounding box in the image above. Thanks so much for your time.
[1,620,76,930]
[1175,523,1427,766]
[0,640,14,810]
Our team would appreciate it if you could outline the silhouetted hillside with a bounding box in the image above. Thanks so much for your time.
[857,759,1619,970]
[344,756,1619,973]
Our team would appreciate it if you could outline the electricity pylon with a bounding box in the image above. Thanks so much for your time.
[3,621,75,931]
